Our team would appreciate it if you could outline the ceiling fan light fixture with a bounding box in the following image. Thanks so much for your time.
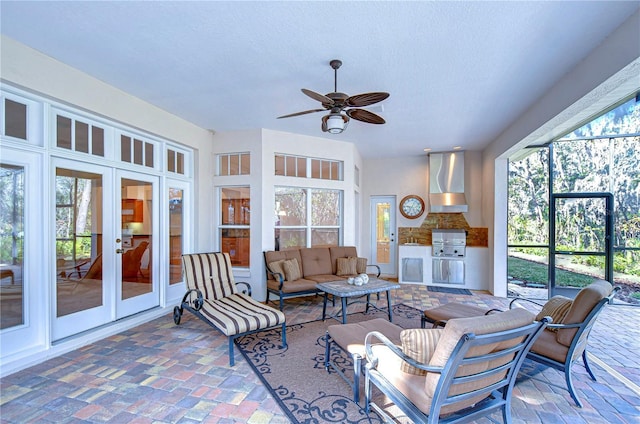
[322,112,349,134]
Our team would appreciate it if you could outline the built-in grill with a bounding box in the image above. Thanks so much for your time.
[431,229,467,284]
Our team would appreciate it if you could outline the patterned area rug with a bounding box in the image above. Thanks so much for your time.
[427,285,472,295]
[236,304,423,424]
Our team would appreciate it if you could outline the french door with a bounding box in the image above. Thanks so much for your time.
[370,196,397,275]
[53,160,159,340]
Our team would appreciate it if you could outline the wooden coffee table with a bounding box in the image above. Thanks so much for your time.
[316,278,401,324]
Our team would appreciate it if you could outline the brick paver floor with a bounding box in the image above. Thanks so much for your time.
[1,285,638,423]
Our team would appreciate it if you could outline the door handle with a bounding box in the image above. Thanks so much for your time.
[116,249,124,254]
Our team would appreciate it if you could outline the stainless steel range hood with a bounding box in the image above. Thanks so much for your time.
[429,151,468,212]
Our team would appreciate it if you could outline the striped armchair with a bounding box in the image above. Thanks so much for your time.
[173,252,287,366]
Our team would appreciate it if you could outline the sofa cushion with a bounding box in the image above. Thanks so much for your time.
[283,258,302,281]
[356,257,368,274]
[264,250,303,280]
[300,248,333,277]
[535,295,572,331]
[268,260,286,281]
[267,277,318,293]
[557,280,612,346]
[329,246,358,274]
[305,274,345,284]
[336,257,357,276]
[400,328,442,376]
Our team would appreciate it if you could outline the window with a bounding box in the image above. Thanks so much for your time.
[275,154,343,181]
[4,99,27,140]
[55,114,105,157]
[218,153,250,176]
[168,188,184,284]
[120,134,155,168]
[274,187,342,250]
[167,148,185,175]
[219,187,250,267]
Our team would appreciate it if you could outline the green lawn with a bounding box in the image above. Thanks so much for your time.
[507,257,596,288]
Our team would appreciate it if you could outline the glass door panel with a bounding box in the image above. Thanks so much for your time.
[116,171,159,318]
[370,196,396,275]
[53,161,113,340]
[55,168,104,316]
[0,164,24,330]
[551,193,613,297]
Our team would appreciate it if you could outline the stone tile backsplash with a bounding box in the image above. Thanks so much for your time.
[398,213,488,247]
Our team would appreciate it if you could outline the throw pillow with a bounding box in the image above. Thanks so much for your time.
[336,257,357,276]
[536,295,573,331]
[268,260,286,281]
[400,328,442,375]
[283,258,301,281]
[355,257,368,274]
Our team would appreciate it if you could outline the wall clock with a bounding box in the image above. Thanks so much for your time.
[399,195,425,219]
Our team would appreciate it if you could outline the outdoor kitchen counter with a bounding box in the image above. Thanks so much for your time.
[398,245,489,291]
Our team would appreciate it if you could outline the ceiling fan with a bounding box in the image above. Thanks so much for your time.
[277,59,389,134]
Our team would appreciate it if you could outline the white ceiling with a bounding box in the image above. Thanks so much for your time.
[1,1,638,158]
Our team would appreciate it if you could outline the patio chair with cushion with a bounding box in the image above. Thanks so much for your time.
[364,308,549,424]
[173,252,287,366]
[509,279,619,407]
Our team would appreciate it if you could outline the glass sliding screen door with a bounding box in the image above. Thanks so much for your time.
[550,193,614,298]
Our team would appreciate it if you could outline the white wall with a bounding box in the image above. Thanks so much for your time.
[212,128,360,301]
[482,10,640,296]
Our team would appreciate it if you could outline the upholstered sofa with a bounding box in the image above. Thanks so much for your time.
[264,246,380,310]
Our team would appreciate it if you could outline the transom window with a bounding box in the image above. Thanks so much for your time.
[56,114,105,157]
[218,153,250,176]
[275,154,343,181]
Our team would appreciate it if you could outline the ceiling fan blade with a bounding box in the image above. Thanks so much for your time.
[277,109,325,119]
[346,108,386,124]
[345,92,389,107]
[302,88,334,105]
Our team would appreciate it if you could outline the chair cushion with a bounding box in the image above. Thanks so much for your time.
[282,258,302,281]
[557,280,612,346]
[425,308,535,414]
[336,257,358,276]
[529,327,569,363]
[182,253,237,300]
[400,328,442,375]
[535,296,572,331]
[199,293,285,336]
